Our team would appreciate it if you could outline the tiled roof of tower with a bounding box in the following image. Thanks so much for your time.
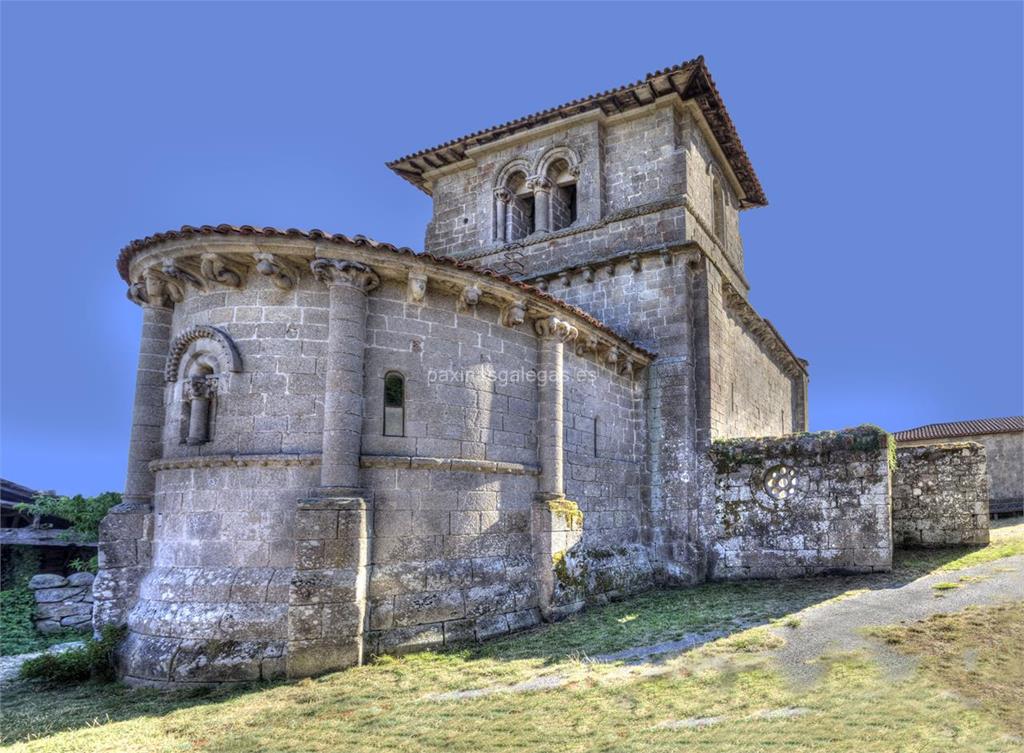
[115,224,656,358]
[386,56,768,208]
[892,416,1024,443]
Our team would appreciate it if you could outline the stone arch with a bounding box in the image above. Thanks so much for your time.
[536,147,581,232]
[494,159,534,242]
[534,146,581,180]
[165,325,242,383]
[494,158,532,191]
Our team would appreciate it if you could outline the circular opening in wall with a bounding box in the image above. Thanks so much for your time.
[763,464,800,501]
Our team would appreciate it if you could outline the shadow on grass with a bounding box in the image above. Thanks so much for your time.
[2,530,1016,746]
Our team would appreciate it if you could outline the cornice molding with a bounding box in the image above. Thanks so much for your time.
[122,233,653,378]
[359,455,540,475]
[149,453,320,472]
[719,278,808,379]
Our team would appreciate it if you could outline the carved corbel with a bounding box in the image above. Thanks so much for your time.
[581,266,595,283]
[574,336,599,357]
[126,280,148,306]
[535,278,549,292]
[144,267,183,305]
[558,271,571,288]
[605,347,621,370]
[619,358,636,378]
[659,250,673,267]
[533,316,578,343]
[161,259,204,292]
[458,284,481,311]
[407,271,428,304]
[500,299,527,328]
[629,255,642,273]
[605,263,616,278]
[200,253,245,288]
[309,258,380,292]
[254,253,299,291]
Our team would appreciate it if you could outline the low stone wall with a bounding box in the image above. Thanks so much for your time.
[28,572,95,633]
[708,426,893,579]
[892,443,989,547]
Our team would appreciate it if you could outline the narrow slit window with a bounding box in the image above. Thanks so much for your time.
[383,372,405,437]
[593,415,599,458]
[712,177,726,240]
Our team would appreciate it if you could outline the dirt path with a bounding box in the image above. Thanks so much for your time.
[767,554,1024,685]
[424,555,1023,702]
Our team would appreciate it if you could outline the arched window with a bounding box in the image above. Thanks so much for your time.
[383,371,405,437]
[166,325,242,446]
[182,361,216,445]
[712,177,726,241]
[505,172,534,241]
[546,158,577,231]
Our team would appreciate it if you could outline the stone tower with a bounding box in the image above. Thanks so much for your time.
[388,56,808,581]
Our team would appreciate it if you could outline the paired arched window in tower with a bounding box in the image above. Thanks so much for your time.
[494,150,579,243]
[383,371,405,437]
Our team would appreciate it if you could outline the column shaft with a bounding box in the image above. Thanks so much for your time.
[321,280,369,490]
[536,326,569,497]
[534,189,551,234]
[124,304,173,503]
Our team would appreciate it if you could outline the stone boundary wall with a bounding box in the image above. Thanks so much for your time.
[28,572,95,633]
[708,426,892,579]
[892,443,989,547]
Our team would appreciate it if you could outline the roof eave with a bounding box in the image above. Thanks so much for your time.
[386,57,767,207]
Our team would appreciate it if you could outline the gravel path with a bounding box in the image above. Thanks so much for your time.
[767,554,1024,685]
[0,641,84,683]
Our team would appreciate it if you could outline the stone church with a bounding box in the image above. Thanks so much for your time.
[96,57,850,686]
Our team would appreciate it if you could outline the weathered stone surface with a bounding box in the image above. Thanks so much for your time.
[893,443,990,547]
[28,574,68,590]
[67,572,96,587]
[708,426,893,579]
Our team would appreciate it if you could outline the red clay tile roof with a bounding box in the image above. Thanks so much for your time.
[387,56,767,208]
[893,416,1024,442]
[115,224,655,359]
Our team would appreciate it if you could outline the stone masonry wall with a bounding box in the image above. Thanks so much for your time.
[359,280,542,655]
[898,432,1022,516]
[29,572,95,633]
[975,432,1023,514]
[706,269,805,439]
[708,426,893,579]
[892,443,990,547]
[359,279,651,653]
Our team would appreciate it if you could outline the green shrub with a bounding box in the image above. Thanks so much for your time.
[19,626,125,684]
[69,555,99,574]
[17,491,121,540]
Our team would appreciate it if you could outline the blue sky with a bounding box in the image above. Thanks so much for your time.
[2,1,1021,495]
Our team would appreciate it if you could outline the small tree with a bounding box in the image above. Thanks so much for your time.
[16,491,121,541]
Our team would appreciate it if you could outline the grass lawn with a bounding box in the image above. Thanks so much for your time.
[2,519,1022,752]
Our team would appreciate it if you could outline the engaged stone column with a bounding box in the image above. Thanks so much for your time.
[531,316,583,622]
[534,316,576,496]
[494,188,511,243]
[529,176,552,234]
[311,258,380,492]
[94,278,171,631]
